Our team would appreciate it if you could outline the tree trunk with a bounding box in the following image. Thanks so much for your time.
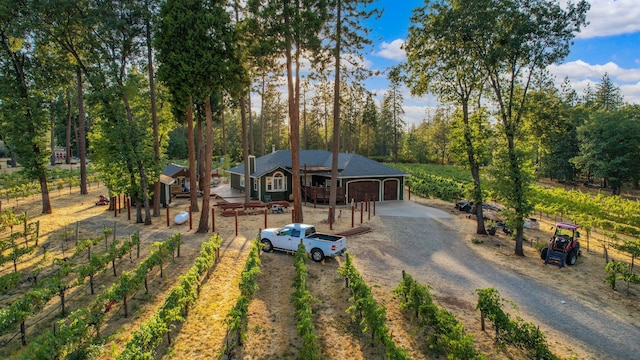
[248,92,254,155]
[50,101,56,166]
[65,91,72,165]
[187,100,199,212]
[329,2,342,223]
[283,12,303,223]
[241,97,250,203]
[260,75,266,156]
[40,175,52,214]
[147,19,161,218]
[302,85,307,150]
[462,102,486,235]
[76,68,88,195]
[197,117,205,194]
[221,108,227,156]
[507,133,525,256]
[122,91,152,225]
[197,100,214,233]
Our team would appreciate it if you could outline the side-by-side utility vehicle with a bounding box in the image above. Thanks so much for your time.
[541,222,581,267]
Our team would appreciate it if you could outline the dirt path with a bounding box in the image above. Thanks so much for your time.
[352,199,640,360]
[306,257,382,360]
[162,238,249,359]
[238,252,301,359]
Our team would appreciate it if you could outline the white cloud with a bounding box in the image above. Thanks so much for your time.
[620,82,640,104]
[575,0,640,38]
[548,60,640,82]
[376,39,406,61]
[547,60,640,103]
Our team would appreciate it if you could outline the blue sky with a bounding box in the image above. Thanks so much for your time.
[363,0,640,126]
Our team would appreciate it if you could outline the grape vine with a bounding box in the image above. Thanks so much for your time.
[393,272,482,359]
[338,253,409,360]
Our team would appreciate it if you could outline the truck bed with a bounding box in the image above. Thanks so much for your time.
[307,233,343,242]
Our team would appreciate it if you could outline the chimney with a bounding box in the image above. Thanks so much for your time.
[249,155,256,174]
[272,144,276,153]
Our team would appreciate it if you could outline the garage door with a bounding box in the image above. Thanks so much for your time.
[348,181,379,202]
[384,180,398,200]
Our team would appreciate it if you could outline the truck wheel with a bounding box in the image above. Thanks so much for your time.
[540,247,548,260]
[566,249,578,266]
[261,239,273,252]
[310,248,324,262]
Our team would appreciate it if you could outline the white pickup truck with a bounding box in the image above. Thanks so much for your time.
[260,223,347,262]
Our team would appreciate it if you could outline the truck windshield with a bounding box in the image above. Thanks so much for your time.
[304,227,316,236]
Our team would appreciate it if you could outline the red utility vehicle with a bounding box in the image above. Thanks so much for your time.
[96,195,110,206]
[541,222,581,267]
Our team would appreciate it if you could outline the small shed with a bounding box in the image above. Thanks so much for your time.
[159,164,189,207]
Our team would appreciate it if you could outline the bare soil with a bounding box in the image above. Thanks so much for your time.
[1,166,637,359]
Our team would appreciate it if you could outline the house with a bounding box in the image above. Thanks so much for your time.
[226,150,409,204]
[159,163,190,207]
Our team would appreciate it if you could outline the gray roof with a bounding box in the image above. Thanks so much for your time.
[162,163,188,177]
[227,150,408,179]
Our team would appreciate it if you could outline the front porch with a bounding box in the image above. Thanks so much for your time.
[302,185,346,204]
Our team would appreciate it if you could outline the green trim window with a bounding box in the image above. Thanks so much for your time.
[266,171,286,192]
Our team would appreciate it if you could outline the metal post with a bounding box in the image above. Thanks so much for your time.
[235,209,239,236]
[351,204,355,228]
[212,208,216,232]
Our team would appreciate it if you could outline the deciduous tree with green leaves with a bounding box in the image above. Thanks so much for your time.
[0,1,53,214]
[405,0,490,234]
[466,0,588,255]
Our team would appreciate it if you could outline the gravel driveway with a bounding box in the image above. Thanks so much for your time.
[348,200,640,360]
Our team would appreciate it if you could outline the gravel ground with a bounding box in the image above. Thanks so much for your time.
[349,200,640,360]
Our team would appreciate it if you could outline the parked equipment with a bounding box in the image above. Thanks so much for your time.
[541,222,581,267]
[96,195,110,206]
